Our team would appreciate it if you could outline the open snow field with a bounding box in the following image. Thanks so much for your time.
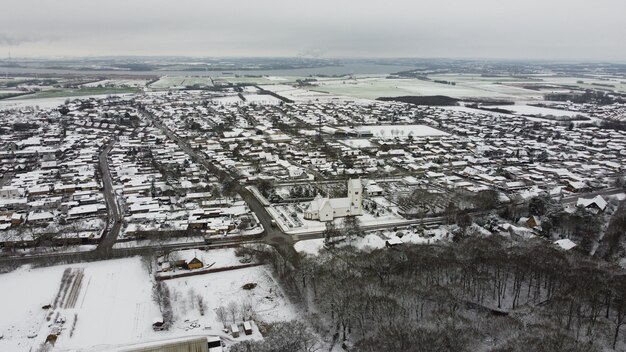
[81,79,148,88]
[0,257,162,352]
[312,77,543,100]
[150,76,214,89]
[259,84,371,103]
[0,257,296,351]
[0,94,134,111]
[491,104,589,118]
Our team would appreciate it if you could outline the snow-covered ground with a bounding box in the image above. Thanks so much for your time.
[491,104,588,118]
[294,238,326,256]
[164,266,296,344]
[0,94,134,110]
[0,257,296,351]
[294,227,452,256]
[0,257,162,352]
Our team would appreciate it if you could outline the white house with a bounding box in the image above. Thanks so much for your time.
[304,179,363,222]
[577,195,607,213]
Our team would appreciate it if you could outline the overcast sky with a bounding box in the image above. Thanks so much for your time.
[1,0,625,61]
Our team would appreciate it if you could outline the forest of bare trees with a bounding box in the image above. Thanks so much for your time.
[244,234,626,351]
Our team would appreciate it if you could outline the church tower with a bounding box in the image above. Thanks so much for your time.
[347,179,363,215]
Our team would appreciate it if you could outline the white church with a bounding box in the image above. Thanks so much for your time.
[304,179,363,222]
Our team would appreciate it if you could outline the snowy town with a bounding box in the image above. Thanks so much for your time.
[1,3,626,348]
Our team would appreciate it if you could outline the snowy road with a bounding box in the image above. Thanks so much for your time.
[96,139,123,251]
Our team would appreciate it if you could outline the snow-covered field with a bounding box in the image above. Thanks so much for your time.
[312,77,543,100]
[81,79,147,88]
[492,104,589,118]
[149,76,214,89]
[0,257,161,352]
[0,94,134,110]
[259,84,371,103]
[0,257,296,351]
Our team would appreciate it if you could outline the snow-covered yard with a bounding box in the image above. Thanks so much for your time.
[164,266,297,345]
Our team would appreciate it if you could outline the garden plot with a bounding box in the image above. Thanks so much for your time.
[164,266,296,340]
[0,257,163,352]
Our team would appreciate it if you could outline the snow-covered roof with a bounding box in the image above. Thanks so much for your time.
[576,195,607,211]
[554,239,577,250]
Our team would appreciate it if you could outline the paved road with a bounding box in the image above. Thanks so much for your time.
[0,236,259,266]
[96,139,123,251]
[144,110,293,247]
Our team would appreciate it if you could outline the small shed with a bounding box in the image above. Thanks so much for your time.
[526,216,541,229]
[231,324,240,338]
[152,316,165,331]
[243,321,253,335]
[187,257,204,270]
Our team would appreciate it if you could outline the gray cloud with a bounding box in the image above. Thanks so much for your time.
[1,0,625,60]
